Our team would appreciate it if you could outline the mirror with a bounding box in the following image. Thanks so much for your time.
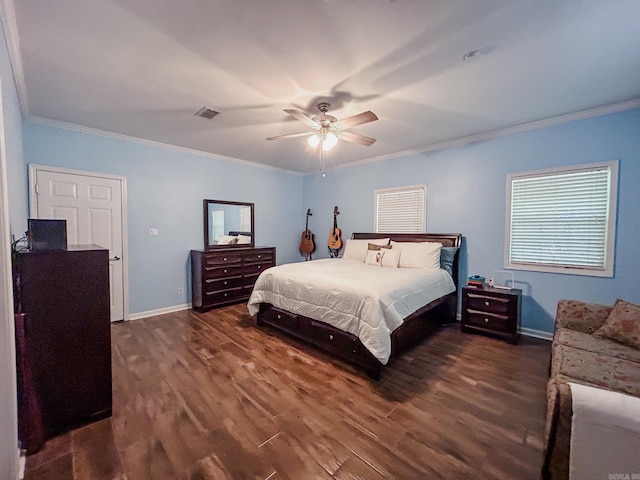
[204,199,255,249]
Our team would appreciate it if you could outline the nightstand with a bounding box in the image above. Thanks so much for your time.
[461,286,522,343]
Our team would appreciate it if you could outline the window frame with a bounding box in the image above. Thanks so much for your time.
[374,184,427,234]
[504,160,618,277]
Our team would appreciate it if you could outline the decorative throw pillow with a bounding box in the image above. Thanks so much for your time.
[342,238,390,262]
[390,241,442,269]
[593,299,640,349]
[364,249,385,266]
[367,243,392,251]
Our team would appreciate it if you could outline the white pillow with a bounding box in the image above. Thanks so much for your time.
[342,238,390,262]
[390,241,442,269]
[236,234,251,244]
[218,235,238,245]
[381,248,400,268]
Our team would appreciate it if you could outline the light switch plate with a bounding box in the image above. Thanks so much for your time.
[148,228,159,236]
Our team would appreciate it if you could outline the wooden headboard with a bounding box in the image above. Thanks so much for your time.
[351,232,461,248]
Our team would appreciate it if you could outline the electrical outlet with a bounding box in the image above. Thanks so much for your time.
[178,287,184,295]
[148,228,159,236]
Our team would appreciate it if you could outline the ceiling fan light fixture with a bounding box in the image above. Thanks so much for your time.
[322,132,338,151]
[307,134,321,148]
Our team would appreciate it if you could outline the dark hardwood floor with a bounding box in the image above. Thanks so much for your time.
[25,304,551,479]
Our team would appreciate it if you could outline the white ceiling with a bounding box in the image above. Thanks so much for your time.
[4,0,640,173]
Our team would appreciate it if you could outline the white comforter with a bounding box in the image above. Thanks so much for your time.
[247,258,456,364]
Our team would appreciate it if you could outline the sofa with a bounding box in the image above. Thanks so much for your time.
[542,299,640,479]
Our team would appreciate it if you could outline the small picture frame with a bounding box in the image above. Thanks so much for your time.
[491,270,514,290]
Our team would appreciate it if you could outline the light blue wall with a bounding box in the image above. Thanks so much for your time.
[22,123,304,314]
[303,108,640,334]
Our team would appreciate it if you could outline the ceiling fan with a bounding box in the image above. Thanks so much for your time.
[266,102,378,151]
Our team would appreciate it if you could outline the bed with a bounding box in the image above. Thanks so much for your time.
[248,233,461,379]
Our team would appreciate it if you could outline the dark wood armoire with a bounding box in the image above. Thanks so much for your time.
[14,245,112,451]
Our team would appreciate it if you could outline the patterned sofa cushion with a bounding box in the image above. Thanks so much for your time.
[550,342,640,397]
[555,328,640,364]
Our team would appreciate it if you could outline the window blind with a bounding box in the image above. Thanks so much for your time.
[509,166,611,270]
[375,186,426,233]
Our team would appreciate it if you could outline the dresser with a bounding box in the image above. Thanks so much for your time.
[14,246,112,445]
[191,247,276,311]
[461,286,522,343]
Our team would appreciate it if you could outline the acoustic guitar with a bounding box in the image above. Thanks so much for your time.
[299,208,315,260]
[327,206,343,257]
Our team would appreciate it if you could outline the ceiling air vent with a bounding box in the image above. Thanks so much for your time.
[195,106,220,119]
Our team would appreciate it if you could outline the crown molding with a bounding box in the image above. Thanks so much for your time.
[323,98,640,174]
[24,114,304,176]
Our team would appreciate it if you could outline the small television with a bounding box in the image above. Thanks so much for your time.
[28,219,68,251]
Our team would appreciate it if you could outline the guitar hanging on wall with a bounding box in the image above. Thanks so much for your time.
[299,208,315,261]
[327,206,343,258]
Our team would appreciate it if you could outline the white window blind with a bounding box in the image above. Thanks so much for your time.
[375,185,426,233]
[506,161,617,277]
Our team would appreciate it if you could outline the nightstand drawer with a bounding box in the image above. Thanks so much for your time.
[465,310,511,332]
[466,292,512,314]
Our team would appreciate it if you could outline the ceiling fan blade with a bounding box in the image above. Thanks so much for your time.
[283,109,320,128]
[336,130,377,146]
[266,131,314,141]
[333,111,378,130]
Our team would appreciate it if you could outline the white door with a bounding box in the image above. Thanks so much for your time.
[30,165,127,322]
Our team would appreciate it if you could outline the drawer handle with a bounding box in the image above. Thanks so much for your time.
[277,314,281,320]
[329,334,334,340]
[224,293,228,297]
[485,301,490,306]
[258,254,261,258]
[484,318,489,323]
[224,269,228,273]
[257,265,262,270]
[223,257,227,261]
[224,281,228,285]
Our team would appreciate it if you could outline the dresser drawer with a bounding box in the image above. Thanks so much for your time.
[204,287,244,304]
[204,276,243,292]
[243,262,271,277]
[244,250,274,263]
[204,252,242,266]
[465,310,511,333]
[466,292,512,314]
[204,265,242,279]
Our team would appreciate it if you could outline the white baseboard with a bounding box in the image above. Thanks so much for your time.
[519,327,553,341]
[18,449,25,480]
[128,303,191,321]
[455,314,553,341]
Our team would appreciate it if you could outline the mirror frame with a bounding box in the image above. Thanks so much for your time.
[203,199,255,249]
